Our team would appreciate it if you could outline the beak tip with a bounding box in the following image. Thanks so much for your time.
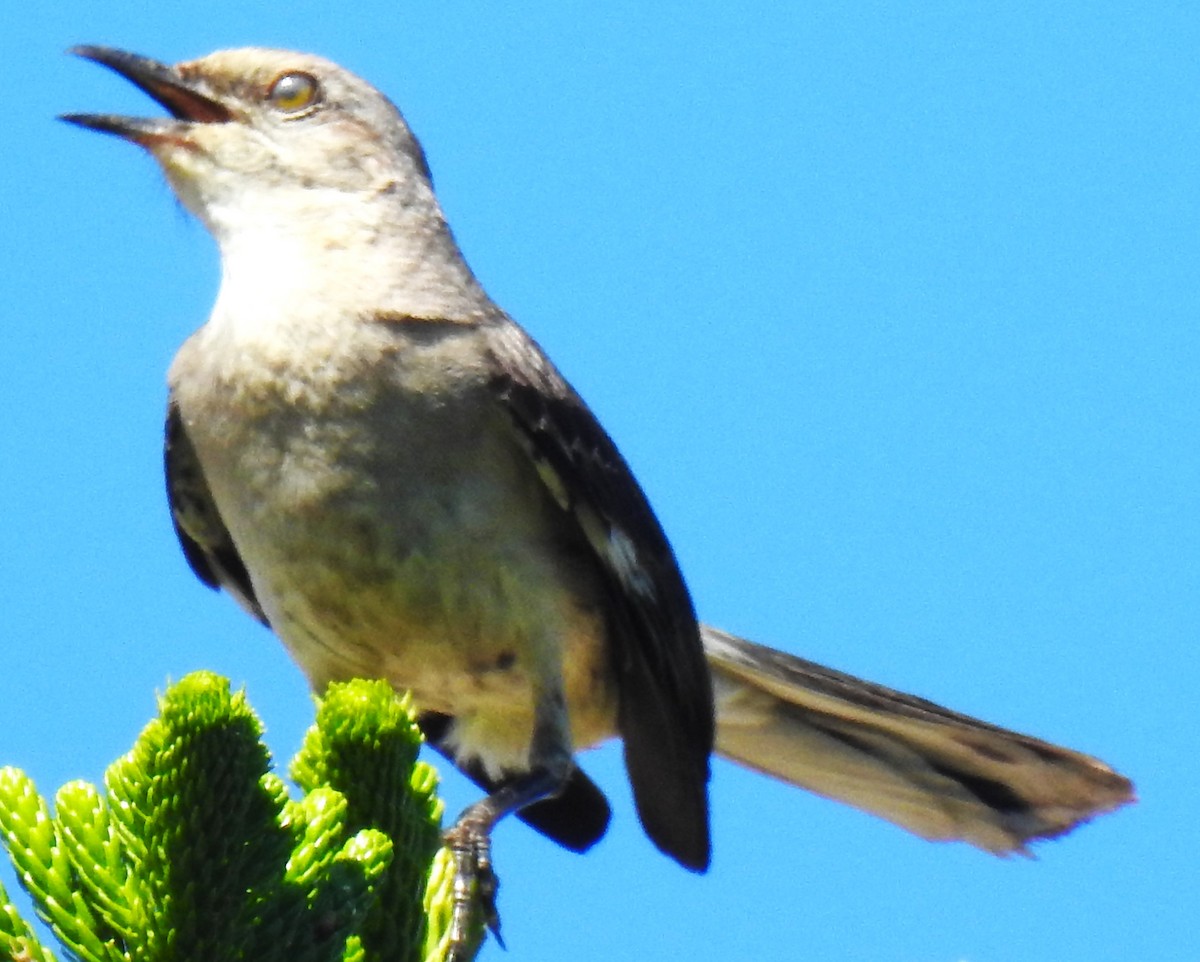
[64,43,232,126]
[58,112,157,143]
[66,44,112,63]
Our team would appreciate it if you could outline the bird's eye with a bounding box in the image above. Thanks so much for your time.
[267,72,320,114]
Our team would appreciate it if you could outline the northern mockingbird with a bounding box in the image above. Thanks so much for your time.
[64,45,1133,954]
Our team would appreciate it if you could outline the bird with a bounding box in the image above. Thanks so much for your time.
[63,44,1133,954]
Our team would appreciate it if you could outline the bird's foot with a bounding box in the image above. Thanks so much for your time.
[443,820,503,961]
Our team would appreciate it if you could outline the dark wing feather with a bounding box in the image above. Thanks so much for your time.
[165,400,267,625]
[487,323,713,871]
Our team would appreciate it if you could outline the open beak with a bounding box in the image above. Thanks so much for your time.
[60,45,232,142]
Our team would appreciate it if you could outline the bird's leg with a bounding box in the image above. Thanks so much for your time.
[444,766,564,956]
[444,691,573,960]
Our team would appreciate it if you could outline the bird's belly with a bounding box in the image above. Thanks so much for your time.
[202,398,619,771]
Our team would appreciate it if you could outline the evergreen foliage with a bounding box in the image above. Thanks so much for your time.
[0,673,467,962]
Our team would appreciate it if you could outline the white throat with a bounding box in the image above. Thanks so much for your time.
[196,178,495,344]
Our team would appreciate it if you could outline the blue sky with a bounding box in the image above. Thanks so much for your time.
[4,4,1194,960]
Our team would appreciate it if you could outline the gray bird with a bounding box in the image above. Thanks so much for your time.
[64,44,1133,952]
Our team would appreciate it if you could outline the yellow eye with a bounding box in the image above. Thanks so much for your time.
[267,71,320,114]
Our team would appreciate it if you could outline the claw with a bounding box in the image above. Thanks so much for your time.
[444,822,503,960]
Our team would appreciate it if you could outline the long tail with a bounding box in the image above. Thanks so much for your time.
[703,626,1134,854]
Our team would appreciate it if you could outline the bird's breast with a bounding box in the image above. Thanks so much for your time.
[170,319,618,769]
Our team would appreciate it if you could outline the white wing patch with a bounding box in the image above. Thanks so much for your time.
[577,504,656,600]
[607,525,654,596]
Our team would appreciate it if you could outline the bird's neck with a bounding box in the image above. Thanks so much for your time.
[206,183,496,341]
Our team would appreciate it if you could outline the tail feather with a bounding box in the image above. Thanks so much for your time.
[702,626,1134,854]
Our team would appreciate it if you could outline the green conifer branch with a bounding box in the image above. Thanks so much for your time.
[0,672,465,962]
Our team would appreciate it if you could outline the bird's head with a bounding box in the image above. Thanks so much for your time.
[63,46,435,236]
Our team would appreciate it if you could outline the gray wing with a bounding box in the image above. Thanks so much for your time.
[487,322,714,871]
[165,400,267,625]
